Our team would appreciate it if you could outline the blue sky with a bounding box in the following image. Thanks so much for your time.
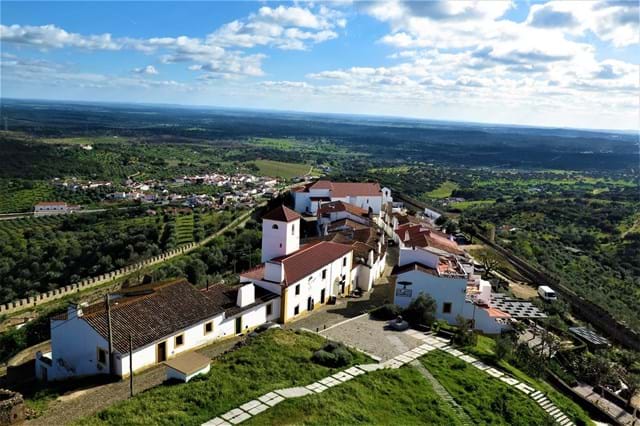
[1,1,638,130]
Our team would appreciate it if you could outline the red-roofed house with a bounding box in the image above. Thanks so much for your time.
[241,205,354,323]
[293,180,392,215]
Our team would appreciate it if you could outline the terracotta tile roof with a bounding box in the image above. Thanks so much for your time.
[391,260,465,278]
[395,223,462,254]
[482,306,511,318]
[272,241,352,286]
[79,280,276,353]
[262,205,301,222]
[305,181,382,197]
[327,218,370,232]
[317,201,369,217]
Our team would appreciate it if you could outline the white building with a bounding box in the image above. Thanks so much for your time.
[36,279,279,381]
[316,201,370,235]
[293,180,392,215]
[34,201,71,216]
[241,205,354,323]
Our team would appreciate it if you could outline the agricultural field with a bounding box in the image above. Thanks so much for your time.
[174,214,195,245]
[0,181,55,213]
[424,181,459,199]
[250,159,314,179]
[76,330,370,426]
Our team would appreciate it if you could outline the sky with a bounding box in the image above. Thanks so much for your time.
[1,1,639,130]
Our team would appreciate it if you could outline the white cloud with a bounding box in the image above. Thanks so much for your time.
[132,65,158,75]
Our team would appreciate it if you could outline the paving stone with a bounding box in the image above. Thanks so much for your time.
[544,405,556,413]
[485,368,504,378]
[248,404,269,416]
[345,366,365,376]
[395,354,412,363]
[202,417,228,426]
[308,383,328,393]
[239,400,261,411]
[540,401,552,409]
[515,383,535,395]
[560,418,572,426]
[434,336,450,343]
[228,412,251,425]
[276,387,313,398]
[499,376,519,386]
[319,377,341,387]
[459,355,477,364]
[264,395,285,407]
[332,371,354,382]
[258,392,279,404]
[472,361,490,371]
[548,408,561,416]
[419,343,436,351]
[358,363,385,372]
[221,409,245,421]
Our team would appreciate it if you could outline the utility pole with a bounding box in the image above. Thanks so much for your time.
[129,334,134,397]
[105,294,113,375]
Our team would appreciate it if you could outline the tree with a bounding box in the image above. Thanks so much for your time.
[445,221,459,235]
[435,215,449,227]
[495,335,515,361]
[452,315,477,347]
[477,249,501,277]
[403,294,437,327]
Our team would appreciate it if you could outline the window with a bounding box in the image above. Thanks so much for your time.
[175,334,184,347]
[295,284,300,295]
[443,303,452,314]
[343,257,347,266]
[291,224,295,235]
[272,224,279,229]
[204,321,213,334]
[294,305,300,316]
[266,303,273,316]
[97,347,107,365]
[322,269,327,279]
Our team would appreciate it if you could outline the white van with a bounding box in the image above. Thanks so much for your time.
[538,285,557,301]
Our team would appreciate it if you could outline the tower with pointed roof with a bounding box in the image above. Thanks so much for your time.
[261,205,301,262]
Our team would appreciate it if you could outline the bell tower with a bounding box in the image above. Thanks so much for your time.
[261,205,301,262]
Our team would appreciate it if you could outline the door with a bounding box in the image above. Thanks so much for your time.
[157,341,167,363]
[307,297,314,311]
[235,316,242,335]
[320,289,326,304]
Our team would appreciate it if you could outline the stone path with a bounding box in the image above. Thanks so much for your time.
[403,330,576,426]
[200,331,576,426]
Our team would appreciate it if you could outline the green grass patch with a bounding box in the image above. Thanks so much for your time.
[463,336,593,425]
[425,181,459,199]
[447,200,495,211]
[174,214,195,245]
[77,330,370,425]
[421,351,552,425]
[246,367,462,426]
[251,159,313,179]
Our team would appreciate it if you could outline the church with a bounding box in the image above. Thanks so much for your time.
[240,205,354,323]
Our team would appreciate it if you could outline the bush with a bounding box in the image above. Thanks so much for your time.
[312,341,353,368]
[370,304,402,320]
[403,294,437,327]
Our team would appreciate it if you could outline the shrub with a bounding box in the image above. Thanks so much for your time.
[403,294,436,327]
[370,304,402,320]
[312,341,353,368]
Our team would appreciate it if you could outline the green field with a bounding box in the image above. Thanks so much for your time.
[425,181,459,199]
[447,199,495,211]
[0,181,55,213]
[77,330,369,426]
[175,214,195,245]
[251,159,313,179]
[246,367,461,425]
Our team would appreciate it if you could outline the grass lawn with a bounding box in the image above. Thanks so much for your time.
[447,199,495,211]
[421,351,552,426]
[425,181,459,199]
[251,159,313,179]
[246,367,462,426]
[76,330,370,426]
[463,336,593,425]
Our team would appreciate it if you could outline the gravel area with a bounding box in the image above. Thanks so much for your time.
[28,336,242,426]
[319,315,422,361]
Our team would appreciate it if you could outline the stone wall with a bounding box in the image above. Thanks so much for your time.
[0,389,24,426]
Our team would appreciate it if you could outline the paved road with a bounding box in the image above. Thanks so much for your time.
[28,336,243,426]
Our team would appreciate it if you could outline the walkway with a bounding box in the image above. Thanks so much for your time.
[572,383,636,425]
[200,331,576,426]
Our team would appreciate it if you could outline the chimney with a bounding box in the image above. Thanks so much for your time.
[237,283,255,308]
[68,302,84,318]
